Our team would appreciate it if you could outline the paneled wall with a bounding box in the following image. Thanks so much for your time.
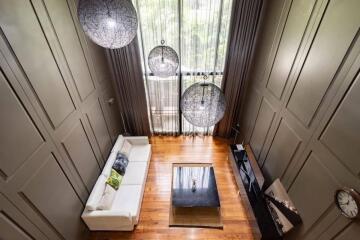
[0,0,121,239]
[240,0,360,239]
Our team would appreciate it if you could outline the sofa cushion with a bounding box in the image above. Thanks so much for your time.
[97,184,116,210]
[102,151,117,178]
[111,135,124,153]
[122,162,148,185]
[111,185,142,223]
[112,152,129,176]
[106,169,123,190]
[85,175,107,211]
[120,140,132,157]
[128,145,151,162]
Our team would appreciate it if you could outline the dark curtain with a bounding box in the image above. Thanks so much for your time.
[215,0,263,138]
[107,38,151,136]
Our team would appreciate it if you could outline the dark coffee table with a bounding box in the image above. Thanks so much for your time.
[171,164,220,208]
[169,163,222,228]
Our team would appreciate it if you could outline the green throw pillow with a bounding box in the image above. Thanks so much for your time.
[106,169,123,190]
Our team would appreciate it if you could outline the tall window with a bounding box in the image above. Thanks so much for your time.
[135,0,233,135]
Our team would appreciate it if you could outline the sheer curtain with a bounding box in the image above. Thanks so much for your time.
[134,0,233,135]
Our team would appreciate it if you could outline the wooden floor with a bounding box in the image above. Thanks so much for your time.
[89,136,260,240]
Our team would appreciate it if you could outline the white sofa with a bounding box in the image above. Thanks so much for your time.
[82,135,151,231]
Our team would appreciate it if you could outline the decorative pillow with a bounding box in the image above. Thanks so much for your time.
[106,169,123,190]
[85,175,107,211]
[120,140,132,157]
[112,152,129,176]
[96,184,116,210]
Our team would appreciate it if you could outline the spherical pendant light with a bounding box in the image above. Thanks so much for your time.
[78,0,138,49]
[181,79,226,128]
[148,40,179,78]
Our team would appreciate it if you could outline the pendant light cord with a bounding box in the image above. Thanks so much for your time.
[158,0,164,41]
[201,75,207,104]
[161,39,165,62]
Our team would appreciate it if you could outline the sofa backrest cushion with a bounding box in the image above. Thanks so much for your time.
[85,175,107,211]
[111,135,124,153]
[102,135,126,178]
[128,144,151,163]
[120,140,132,157]
[96,184,117,210]
[102,151,117,178]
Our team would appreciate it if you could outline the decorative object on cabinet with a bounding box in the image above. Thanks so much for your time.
[265,179,302,235]
[229,144,302,239]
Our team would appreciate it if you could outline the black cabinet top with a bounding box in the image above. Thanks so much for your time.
[229,145,282,240]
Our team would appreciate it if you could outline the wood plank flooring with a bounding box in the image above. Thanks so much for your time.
[89,136,260,240]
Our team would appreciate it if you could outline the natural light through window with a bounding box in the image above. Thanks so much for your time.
[134,0,233,135]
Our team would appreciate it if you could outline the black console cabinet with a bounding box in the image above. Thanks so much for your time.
[229,145,282,240]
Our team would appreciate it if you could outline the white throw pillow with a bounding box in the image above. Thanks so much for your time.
[120,140,132,157]
[96,184,116,210]
[85,175,107,211]
[102,151,117,178]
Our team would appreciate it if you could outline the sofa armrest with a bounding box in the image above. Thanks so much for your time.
[82,210,133,230]
[123,136,149,145]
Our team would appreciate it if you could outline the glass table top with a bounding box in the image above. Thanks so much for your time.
[171,165,220,208]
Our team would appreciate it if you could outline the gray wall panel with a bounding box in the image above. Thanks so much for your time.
[263,119,301,181]
[249,98,276,159]
[86,41,113,90]
[334,222,360,240]
[0,0,75,128]
[250,0,290,86]
[85,99,112,163]
[22,154,86,240]
[62,121,101,192]
[287,0,360,126]
[42,0,95,101]
[0,0,121,238]
[240,88,262,142]
[320,73,360,176]
[0,193,47,240]
[240,0,360,238]
[0,69,44,178]
[101,87,122,142]
[288,153,339,234]
[267,0,316,99]
[0,212,33,240]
